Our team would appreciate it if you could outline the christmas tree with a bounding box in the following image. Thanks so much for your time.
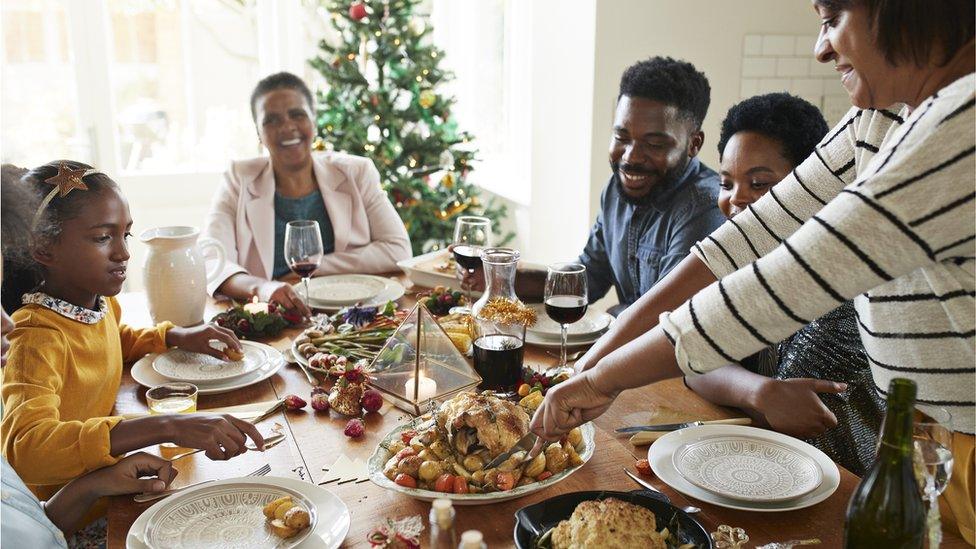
[309,0,510,255]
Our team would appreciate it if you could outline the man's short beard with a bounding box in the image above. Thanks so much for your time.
[613,156,690,206]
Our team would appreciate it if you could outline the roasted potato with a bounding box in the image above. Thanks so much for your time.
[283,506,311,529]
[545,443,570,474]
[387,440,406,455]
[274,500,296,520]
[565,440,583,466]
[397,455,424,478]
[462,455,485,472]
[262,496,293,519]
[418,460,443,482]
[524,451,547,478]
[566,427,582,448]
[269,519,299,539]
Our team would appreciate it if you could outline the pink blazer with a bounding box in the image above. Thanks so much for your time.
[204,152,412,295]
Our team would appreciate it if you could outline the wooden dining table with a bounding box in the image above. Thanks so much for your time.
[106,275,969,548]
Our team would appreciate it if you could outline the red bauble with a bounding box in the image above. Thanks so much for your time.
[349,2,367,21]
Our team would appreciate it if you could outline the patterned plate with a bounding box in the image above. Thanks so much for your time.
[152,341,268,383]
[143,482,317,549]
[304,275,387,305]
[673,435,823,503]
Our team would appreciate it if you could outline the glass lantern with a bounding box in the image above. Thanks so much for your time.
[368,302,482,415]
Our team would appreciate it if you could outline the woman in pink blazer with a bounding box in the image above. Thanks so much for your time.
[205,72,411,314]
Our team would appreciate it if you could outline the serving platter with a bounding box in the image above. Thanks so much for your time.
[368,420,595,505]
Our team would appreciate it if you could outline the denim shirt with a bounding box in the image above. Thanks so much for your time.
[272,189,336,278]
[579,158,725,308]
[1,457,68,549]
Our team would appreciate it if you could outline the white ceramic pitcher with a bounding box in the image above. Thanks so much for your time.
[140,226,225,326]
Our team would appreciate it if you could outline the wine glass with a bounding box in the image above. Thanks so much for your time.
[543,262,587,377]
[452,216,492,310]
[912,405,954,548]
[284,220,324,309]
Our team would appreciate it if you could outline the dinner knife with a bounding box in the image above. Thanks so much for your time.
[615,417,751,434]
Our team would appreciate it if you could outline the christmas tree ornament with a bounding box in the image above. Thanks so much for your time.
[367,125,381,143]
[407,16,425,35]
[349,2,367,21]
[417,89,436,109]
[438,150,454,168]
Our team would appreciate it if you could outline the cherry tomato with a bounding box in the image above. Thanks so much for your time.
[394,474,417,488]
[434,473,455,493]
[536,471,553,481]
[400,430,418,444]
[452,475,469,494]
[495,471,516,491]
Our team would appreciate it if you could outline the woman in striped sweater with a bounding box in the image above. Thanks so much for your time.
[532,0,974,541]
[685,93,884,476]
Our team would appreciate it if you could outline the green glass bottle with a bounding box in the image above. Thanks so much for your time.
[844,378,925,548]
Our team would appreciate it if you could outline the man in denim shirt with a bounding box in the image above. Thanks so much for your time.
[581,57,725,312]
[462,57,724,313]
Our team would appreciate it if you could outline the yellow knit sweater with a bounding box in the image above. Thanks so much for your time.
[1,295,171,500]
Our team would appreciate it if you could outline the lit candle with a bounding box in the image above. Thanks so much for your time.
[405,373,438,403]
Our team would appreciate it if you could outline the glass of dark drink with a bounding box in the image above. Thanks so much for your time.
[544,262,587,376]
[451,216,492,311]
[284,220,324,309]
[472,333,525,394]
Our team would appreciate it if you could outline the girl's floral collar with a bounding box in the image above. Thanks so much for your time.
[22,292,107,324]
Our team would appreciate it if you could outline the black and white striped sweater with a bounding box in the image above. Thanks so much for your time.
[661,74,975,434]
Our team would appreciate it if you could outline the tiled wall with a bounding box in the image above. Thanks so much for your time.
[739,34,851,125]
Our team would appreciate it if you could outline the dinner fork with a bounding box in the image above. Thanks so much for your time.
[133,463,272,503]
[755,540,821,549]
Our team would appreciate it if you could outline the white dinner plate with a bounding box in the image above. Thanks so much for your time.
[132,342,284,395]
[672,435,823,503]
[303,274,387,305]
[368,420,595,505]
[648,425,840,512]
[524,331,605,349]
[126,476,349,549]
[151,341,269,383]
[527,304,613,339]
[293,276,406,312]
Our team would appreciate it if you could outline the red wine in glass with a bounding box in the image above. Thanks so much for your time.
[545,295,587,325]
[473,334,524,393]
[290,261,319,279]
[452,245,483,271]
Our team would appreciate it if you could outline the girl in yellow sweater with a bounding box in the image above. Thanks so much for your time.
[1,160,265,502]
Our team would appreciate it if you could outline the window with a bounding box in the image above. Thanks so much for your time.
[431,0,530,204]
[2,0,265,174]
[1,0,83,168]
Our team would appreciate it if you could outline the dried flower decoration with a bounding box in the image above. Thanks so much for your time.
[367,515,424,548]
[477,297,537,327]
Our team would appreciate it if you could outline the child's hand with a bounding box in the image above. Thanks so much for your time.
[83,452,178,497]
[162,414,265,460]
[166,323,242,360]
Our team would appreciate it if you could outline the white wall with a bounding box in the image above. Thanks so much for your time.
[588,0,823,219]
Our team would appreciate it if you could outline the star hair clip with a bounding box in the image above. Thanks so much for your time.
[32,163,99,228]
